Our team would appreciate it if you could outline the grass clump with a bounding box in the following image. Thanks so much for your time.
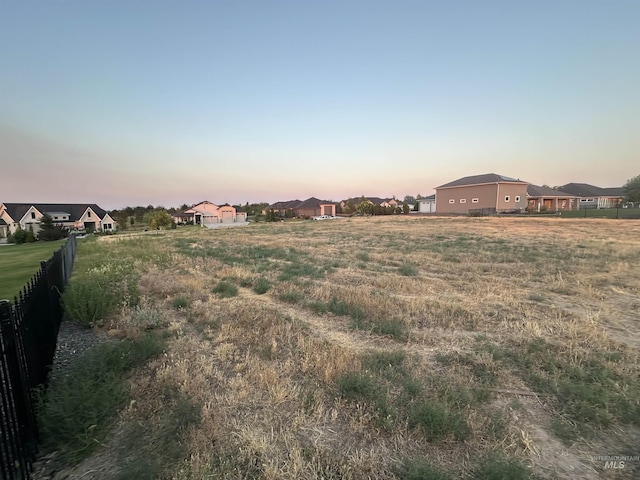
[352,317,408,340]
[470,453,535,480]
[398,264,418,276]
[252,277,271,294]
[212,280,238,298]
[38,335,165,463]
[397,457,453,480]
[278,290,303,304]
[408,401,470,442]
[171,297,189,309]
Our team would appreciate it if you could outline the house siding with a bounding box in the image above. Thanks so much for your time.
[436,183,527,214]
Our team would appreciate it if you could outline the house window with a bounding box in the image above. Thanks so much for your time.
[87,211,91,217]
[515,196,521,202]
[54,216,58,220]
[504,196,510,202]
[460,199,466,204]
[31,212,36,219]
[448,199,455,204]
[472,198,479,203]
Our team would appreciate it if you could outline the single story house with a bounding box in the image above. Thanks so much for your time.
[526,185,577,212]
[435,173,528,214]
[0,203,116,236]
[173,201,247,226]
[417,194,436,213]
[268,198,336,218]
[558,183,624,209]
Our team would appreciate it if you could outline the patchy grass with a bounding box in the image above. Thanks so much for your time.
[39,217,640,479]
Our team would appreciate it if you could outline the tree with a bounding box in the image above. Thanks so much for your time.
[26,225,36,243]
[144,210,173,229]
[402,203,410,214]
[623,175,640,205]
[37,213,67,241]
[403,195,416,205]
[12,226,27,244]
[265,208,277,222]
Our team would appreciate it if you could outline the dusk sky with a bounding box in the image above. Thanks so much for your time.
[1,0,638,210]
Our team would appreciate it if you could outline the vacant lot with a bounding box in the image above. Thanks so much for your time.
[40,217,640,479]
[0,239,66,300]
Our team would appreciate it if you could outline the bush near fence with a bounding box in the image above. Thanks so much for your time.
[0,236,76,480]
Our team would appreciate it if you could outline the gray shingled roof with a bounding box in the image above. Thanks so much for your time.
[526,185,575,197]
[436,173,526,189]
[559,183,623,197]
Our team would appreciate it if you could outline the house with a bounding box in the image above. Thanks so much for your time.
[435,174,528,214]
[558,183,624,209]
[526,185,577,212]
[0,203,116,236]
[417,194,436,213]
[268,198,336,218]
[173,201,247,226]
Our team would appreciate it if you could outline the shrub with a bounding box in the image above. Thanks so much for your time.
[212,280,238,298]
[13,226,27,244]
[26,226,36,243]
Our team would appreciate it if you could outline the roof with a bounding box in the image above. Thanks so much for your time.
[526,185,574,197]
[0,219,6,226]
[420,194,436,201]
[1,203,108,222]
[295,197,334,209]
[270,200,301,210]
[559,183,624,198]
[270,198,335,210]
[436,173,526,189]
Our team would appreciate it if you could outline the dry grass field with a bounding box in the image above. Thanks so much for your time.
[39,216,640,479]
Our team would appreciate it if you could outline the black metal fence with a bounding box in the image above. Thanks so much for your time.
[0,236,76,480]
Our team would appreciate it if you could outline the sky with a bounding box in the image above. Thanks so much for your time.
[1,0,639,210]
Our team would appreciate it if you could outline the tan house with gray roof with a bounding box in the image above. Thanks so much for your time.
[435,174,528,214]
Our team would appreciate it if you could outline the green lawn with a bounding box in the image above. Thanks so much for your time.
[0,240,67,301]
[558,207,640,219]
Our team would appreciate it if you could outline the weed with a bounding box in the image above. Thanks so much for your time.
[117,393,201,479]
[357,318,408,340]
[252,277,271,294]
[357,252,370,262]
[278,290,303,304]
[397,457,453,480]
[212,280,238,298]
[38,335,165,463]
[337,372,377,399]
[408,401,470,442]
[398,264,418,276]
[172,297,189,309]
[470,453,535,480]
[362,350,406,373]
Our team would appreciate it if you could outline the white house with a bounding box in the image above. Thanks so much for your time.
[0,203,116,236]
